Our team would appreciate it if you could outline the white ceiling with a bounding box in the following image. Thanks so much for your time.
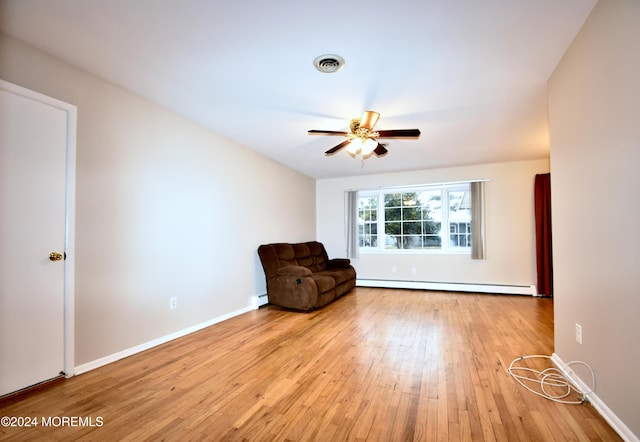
[0,0,596,179]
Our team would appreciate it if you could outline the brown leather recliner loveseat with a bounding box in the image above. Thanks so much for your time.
[257,241,356,311]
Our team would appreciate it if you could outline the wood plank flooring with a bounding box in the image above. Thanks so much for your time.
[0,288,621,441]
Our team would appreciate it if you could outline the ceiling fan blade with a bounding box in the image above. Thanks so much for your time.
[377,129,421,138]
[359,111,380,130]
[308,130,349,136]
[325,139,352,155]
[373,143,388,156]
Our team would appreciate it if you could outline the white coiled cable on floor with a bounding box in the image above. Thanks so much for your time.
[507,355,595,405]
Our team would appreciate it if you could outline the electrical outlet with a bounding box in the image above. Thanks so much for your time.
[411,267,417,275]
[392,266,397,273]
[575,323,582,344]
[169,297,177,310]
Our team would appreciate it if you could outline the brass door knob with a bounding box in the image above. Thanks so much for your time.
[49,252,64,261]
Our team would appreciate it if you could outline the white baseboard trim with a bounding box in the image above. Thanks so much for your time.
[74,304,256,375]
[551,353,638,442]
[356,279,537,296]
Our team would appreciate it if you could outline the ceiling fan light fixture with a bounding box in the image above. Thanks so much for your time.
[313,54,345,73]
[347,137,378,157]
[361,138,378,156]
[346,139,361,155]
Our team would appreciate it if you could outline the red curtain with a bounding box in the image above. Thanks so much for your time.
[534,173,553,297]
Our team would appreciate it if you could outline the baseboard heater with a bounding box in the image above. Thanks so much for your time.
[255,293,269,307]
[356,279,537,296]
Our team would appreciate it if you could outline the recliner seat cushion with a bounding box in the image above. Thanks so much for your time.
[311,274,335,293]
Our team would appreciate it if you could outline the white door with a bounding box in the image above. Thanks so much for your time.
[0,81,73,396]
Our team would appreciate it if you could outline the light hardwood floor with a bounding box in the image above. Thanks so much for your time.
[0,288,620,441]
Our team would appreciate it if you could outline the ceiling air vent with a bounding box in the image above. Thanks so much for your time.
[313,55,345,73]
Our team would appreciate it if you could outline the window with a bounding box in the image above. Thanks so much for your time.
[358,195,378,248]
[358,184,472,252]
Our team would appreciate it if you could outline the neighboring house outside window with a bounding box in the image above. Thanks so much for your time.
[358,183,471,253]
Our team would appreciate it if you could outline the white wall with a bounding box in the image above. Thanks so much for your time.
[0,34,316,366]
[317,159,549,290]
[548,0,640,437]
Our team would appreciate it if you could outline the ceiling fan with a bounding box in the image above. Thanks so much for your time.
[308,111,421,158]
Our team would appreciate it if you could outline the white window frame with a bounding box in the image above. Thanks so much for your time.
[358,183,472,254]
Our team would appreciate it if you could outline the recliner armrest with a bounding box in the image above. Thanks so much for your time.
[327,258,351,269]
[275,265,313,277]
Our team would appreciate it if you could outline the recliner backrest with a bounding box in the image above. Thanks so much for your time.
[258,241,329,279]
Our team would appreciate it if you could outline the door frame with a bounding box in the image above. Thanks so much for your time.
[1,79,76,378]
